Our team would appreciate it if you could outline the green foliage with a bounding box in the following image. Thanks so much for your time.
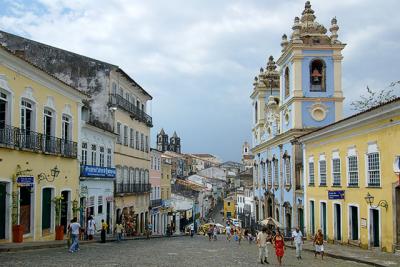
[351,81,399,112]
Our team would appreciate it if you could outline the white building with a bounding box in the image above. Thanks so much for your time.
[79,107,116,232]
[198,167,227,181]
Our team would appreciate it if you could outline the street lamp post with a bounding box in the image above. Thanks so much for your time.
[364,192,388,210]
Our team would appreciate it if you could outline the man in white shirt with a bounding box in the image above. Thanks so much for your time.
[69,217,81,253]
[292,227,304,259]
[257,227,270,264]
[87,215,96,240]
[225,224,231,242]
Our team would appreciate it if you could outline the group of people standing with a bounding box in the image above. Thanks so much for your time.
[255,226,325,265]
[67,216,109,253]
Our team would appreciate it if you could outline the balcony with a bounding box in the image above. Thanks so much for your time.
[109,94,153,127]
[0,124,77,158]
[151,198,162,208]
[115,183,151,194]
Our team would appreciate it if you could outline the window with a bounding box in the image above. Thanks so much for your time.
[228,202,231,206]
[284,157,291,185]
[125,92,130,102]
[123,125,128,146]
[97,196,103,214]
[135,131,139,149]
[62,114,71,141]
[273,159,279,188]
[82,142,88,165]
[310,59,326,92]
[309,161,315,185]
[119,87,124,96]
[129,168,134,184]
[254,102,258,123]
[116,122,121,144]
[21,100,34,132]
[130,128,134,147]
[107,148,112,167]
[99,146,105,167]
[367,152,380,186]
[319,160,327,186]
[141,133,144,151]
[88,196,95,216]
[145,136,149,152]
[348,156,358,186]
[0,91,9,127]
[332,158,341,186]
[43,109,54,137]
[112,82,117,95]
[91,144,97,166]
[261,162,266,186]
[267,161,272,187]
[284,67,290,98]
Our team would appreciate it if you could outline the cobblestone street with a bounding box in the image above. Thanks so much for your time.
[1,236,370,267]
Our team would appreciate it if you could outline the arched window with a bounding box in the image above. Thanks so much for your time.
[123,166,129,184]
[116,166,122,184]
[135,168,140,184]
[284,67,290,98]
[129,168,134,184]
[145,170,149,184]
[310,59,326,92]
[255,102,258,122]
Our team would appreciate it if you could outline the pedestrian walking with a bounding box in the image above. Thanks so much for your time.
[68,217,81,253]
[313,229,324,260]
[225,224,231,242]
[87,215,96,240]
[237,227,243,245]
[256,227,269,264]
[115,222,123,242]
[208,225,214,241]
[100,219,108,243]
[273,229,285,266]
[213,225,218,241]
[292,227,304,259]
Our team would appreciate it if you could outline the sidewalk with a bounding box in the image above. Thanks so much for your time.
[0,233,186,253]
[287,240,400,267]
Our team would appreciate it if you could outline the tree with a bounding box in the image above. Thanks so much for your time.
[351,81,399,112]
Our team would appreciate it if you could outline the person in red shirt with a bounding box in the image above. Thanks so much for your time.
[273,229,285,266]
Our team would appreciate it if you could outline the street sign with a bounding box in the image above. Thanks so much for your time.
[17,176,34,186]
[328,190,345,200]
[81,165,116,178]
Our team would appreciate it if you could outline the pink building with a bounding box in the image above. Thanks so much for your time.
[150,148,162,234]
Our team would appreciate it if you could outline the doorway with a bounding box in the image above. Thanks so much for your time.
[42,188,52,233]
[60,191,69,233]
[370,209,380,247]
[267,198,273,218]
[298,208,304,232]
[106,201,111,234]
[20,186,32,234]
[310,201,315,235]
[321,202,327,240]
[349,206,359,240]
[0,183,6,239]
[334,204,341,240]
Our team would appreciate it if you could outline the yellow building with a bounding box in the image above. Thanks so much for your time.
[223,196,236,220]
[160,155,172,234]
[298,98,400,252]
[0,46,85,242]
[111,68,153,235]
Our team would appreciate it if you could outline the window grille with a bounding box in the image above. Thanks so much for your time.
[319,160,326,186]
[273,160,279,188]
[267,161,272,186]
[82,142,88,165]
[348,156,358,186]
[332,158,341,186]
[367,152,380,186]
[309,162,315,185]
[285,158,291,185]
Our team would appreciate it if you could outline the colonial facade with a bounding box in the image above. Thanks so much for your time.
[156,129,181,154]
[150,148,162,234]
[251,1,345,236]
[0,46,85,242]
[298,98,400,252]
[79,107,116,233]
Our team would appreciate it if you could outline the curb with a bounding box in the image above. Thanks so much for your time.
[0,234,187,253]
[286,244,386,267]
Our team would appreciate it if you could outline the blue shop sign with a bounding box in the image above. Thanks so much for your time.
[81,165,116,178]
[17,176,34,186]
[328,190,345,200]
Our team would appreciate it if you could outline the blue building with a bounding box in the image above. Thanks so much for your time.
[250,1,345,236]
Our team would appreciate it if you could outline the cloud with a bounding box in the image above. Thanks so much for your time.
[0,0,399,161]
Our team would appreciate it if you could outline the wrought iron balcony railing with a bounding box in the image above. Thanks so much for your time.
[0,124,77,158]
[115,183,151,194]
[151,198,162,208]
[109,94,153,127]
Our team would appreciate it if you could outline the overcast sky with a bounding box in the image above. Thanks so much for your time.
[0,0,399,162]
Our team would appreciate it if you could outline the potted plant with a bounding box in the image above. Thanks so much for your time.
[53,195,64,240]
[11,191,23,243]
